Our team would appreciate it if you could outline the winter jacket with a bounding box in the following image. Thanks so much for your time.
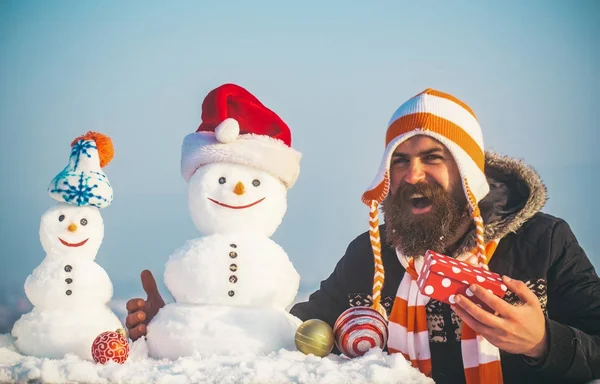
[290,153,600,384]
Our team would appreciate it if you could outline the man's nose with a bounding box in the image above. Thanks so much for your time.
[404,161,426,184]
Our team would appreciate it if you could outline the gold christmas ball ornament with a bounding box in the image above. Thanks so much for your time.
[294,319,335,357]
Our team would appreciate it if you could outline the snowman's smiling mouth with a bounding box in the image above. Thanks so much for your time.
[207,197,265,209]
[59,238,89,247]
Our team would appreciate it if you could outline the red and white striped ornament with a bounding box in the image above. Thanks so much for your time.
[333,306,388,358]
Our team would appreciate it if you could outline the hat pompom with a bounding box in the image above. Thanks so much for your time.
[71,131,114,168]
[215,118,240,143]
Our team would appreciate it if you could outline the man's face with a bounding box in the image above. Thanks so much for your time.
[388,135,463,207]
[383,135,469,256]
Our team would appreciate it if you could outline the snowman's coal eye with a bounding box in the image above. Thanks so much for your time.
[80,218,88,226]
[219,177,226,184]
[58,215,65,222]
[252,179,260,187]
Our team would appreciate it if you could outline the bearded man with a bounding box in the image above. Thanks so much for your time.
[290,89,600,384]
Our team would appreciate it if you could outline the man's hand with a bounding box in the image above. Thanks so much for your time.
[451,275,548,359]
[125,270,166,341]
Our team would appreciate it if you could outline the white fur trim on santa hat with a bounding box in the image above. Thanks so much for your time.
[181,132,302,188]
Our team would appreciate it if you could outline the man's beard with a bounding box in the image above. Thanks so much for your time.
[382,181,469,257]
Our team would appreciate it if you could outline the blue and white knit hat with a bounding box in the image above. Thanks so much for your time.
[48,132,114,208]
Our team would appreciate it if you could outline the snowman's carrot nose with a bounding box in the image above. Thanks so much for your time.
[68,223,77,232]
[233,182,245,196]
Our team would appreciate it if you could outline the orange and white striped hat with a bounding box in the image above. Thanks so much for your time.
[363,88,489,206]
[361,89,491,315]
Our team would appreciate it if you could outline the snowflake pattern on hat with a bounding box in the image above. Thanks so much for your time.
[48,136,114,208]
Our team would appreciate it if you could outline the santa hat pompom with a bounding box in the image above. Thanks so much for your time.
[215,118,240,143]
[71,131,114,168]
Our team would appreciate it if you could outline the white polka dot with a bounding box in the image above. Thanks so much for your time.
[449,260,457,265]
[459,261,468,266]
[438,272,445,276]
[452,266,461,274]
[466,288,474,297]
[476,276,485,283]
[463,268,472,273]
[501,284,507,291]
[462,280,469,285]
[442,278,451,288]
[484,271,492,275]
[439,259,448,264]
[431,259,437,265]
[487,276,495,281]
[449,295,456,304]
[475,269,482,274]
[424,286,434,295]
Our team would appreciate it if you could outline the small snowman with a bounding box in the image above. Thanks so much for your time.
[146,84,303,359]
[11,132,122,360]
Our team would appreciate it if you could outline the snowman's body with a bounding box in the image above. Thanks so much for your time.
[146,161,303,358]
[148,234,301,358]
[11,204,121,360]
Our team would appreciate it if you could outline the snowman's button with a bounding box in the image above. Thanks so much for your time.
[230,244,237,248]
[64,265,72,272]
[229,264,237,272]
[228,290,235,297]
[229,275,238,283]
[229,251,238,258]
[65,278,73,284]
[66,290,72,296]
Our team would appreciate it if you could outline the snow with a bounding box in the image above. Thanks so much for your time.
[187,162,288,237]
[164,235,299,307]
[11,202,122,360]
[0,334,433,384]
[39,203,105,261]
[145,162,303,359]
[147,304,301,359]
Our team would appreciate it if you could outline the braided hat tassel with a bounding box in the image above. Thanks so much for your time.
[369,200,387,319]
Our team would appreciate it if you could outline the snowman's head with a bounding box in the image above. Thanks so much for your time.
[39,203,104,259]
[188,162,287,236]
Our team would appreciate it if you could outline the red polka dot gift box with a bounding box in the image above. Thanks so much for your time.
[416,250,508,312]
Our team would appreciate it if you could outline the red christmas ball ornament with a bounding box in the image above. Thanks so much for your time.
[333,306,388,358]
[91,328,130,364]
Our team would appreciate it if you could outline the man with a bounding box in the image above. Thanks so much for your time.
[288,89,600,383]
[126,89,600,383]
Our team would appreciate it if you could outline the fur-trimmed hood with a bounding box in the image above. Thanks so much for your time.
[457,152,548,254]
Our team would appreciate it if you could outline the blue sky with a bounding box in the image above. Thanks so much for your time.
[1,0,598,302]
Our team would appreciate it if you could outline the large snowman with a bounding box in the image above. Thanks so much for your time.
[146,84,303,359]
[11,132,122,360]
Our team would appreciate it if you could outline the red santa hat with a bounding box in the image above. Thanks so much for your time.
[181,83,302,188]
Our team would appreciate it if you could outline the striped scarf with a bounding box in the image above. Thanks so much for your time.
[387,247,503,383]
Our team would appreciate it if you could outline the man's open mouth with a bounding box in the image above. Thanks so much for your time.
[58,238,89,247]
[409,193,432,209]
[207,197,265,209]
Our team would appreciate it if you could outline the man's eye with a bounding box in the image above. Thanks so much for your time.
[425,155,442,161]
[392,158,409,165]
